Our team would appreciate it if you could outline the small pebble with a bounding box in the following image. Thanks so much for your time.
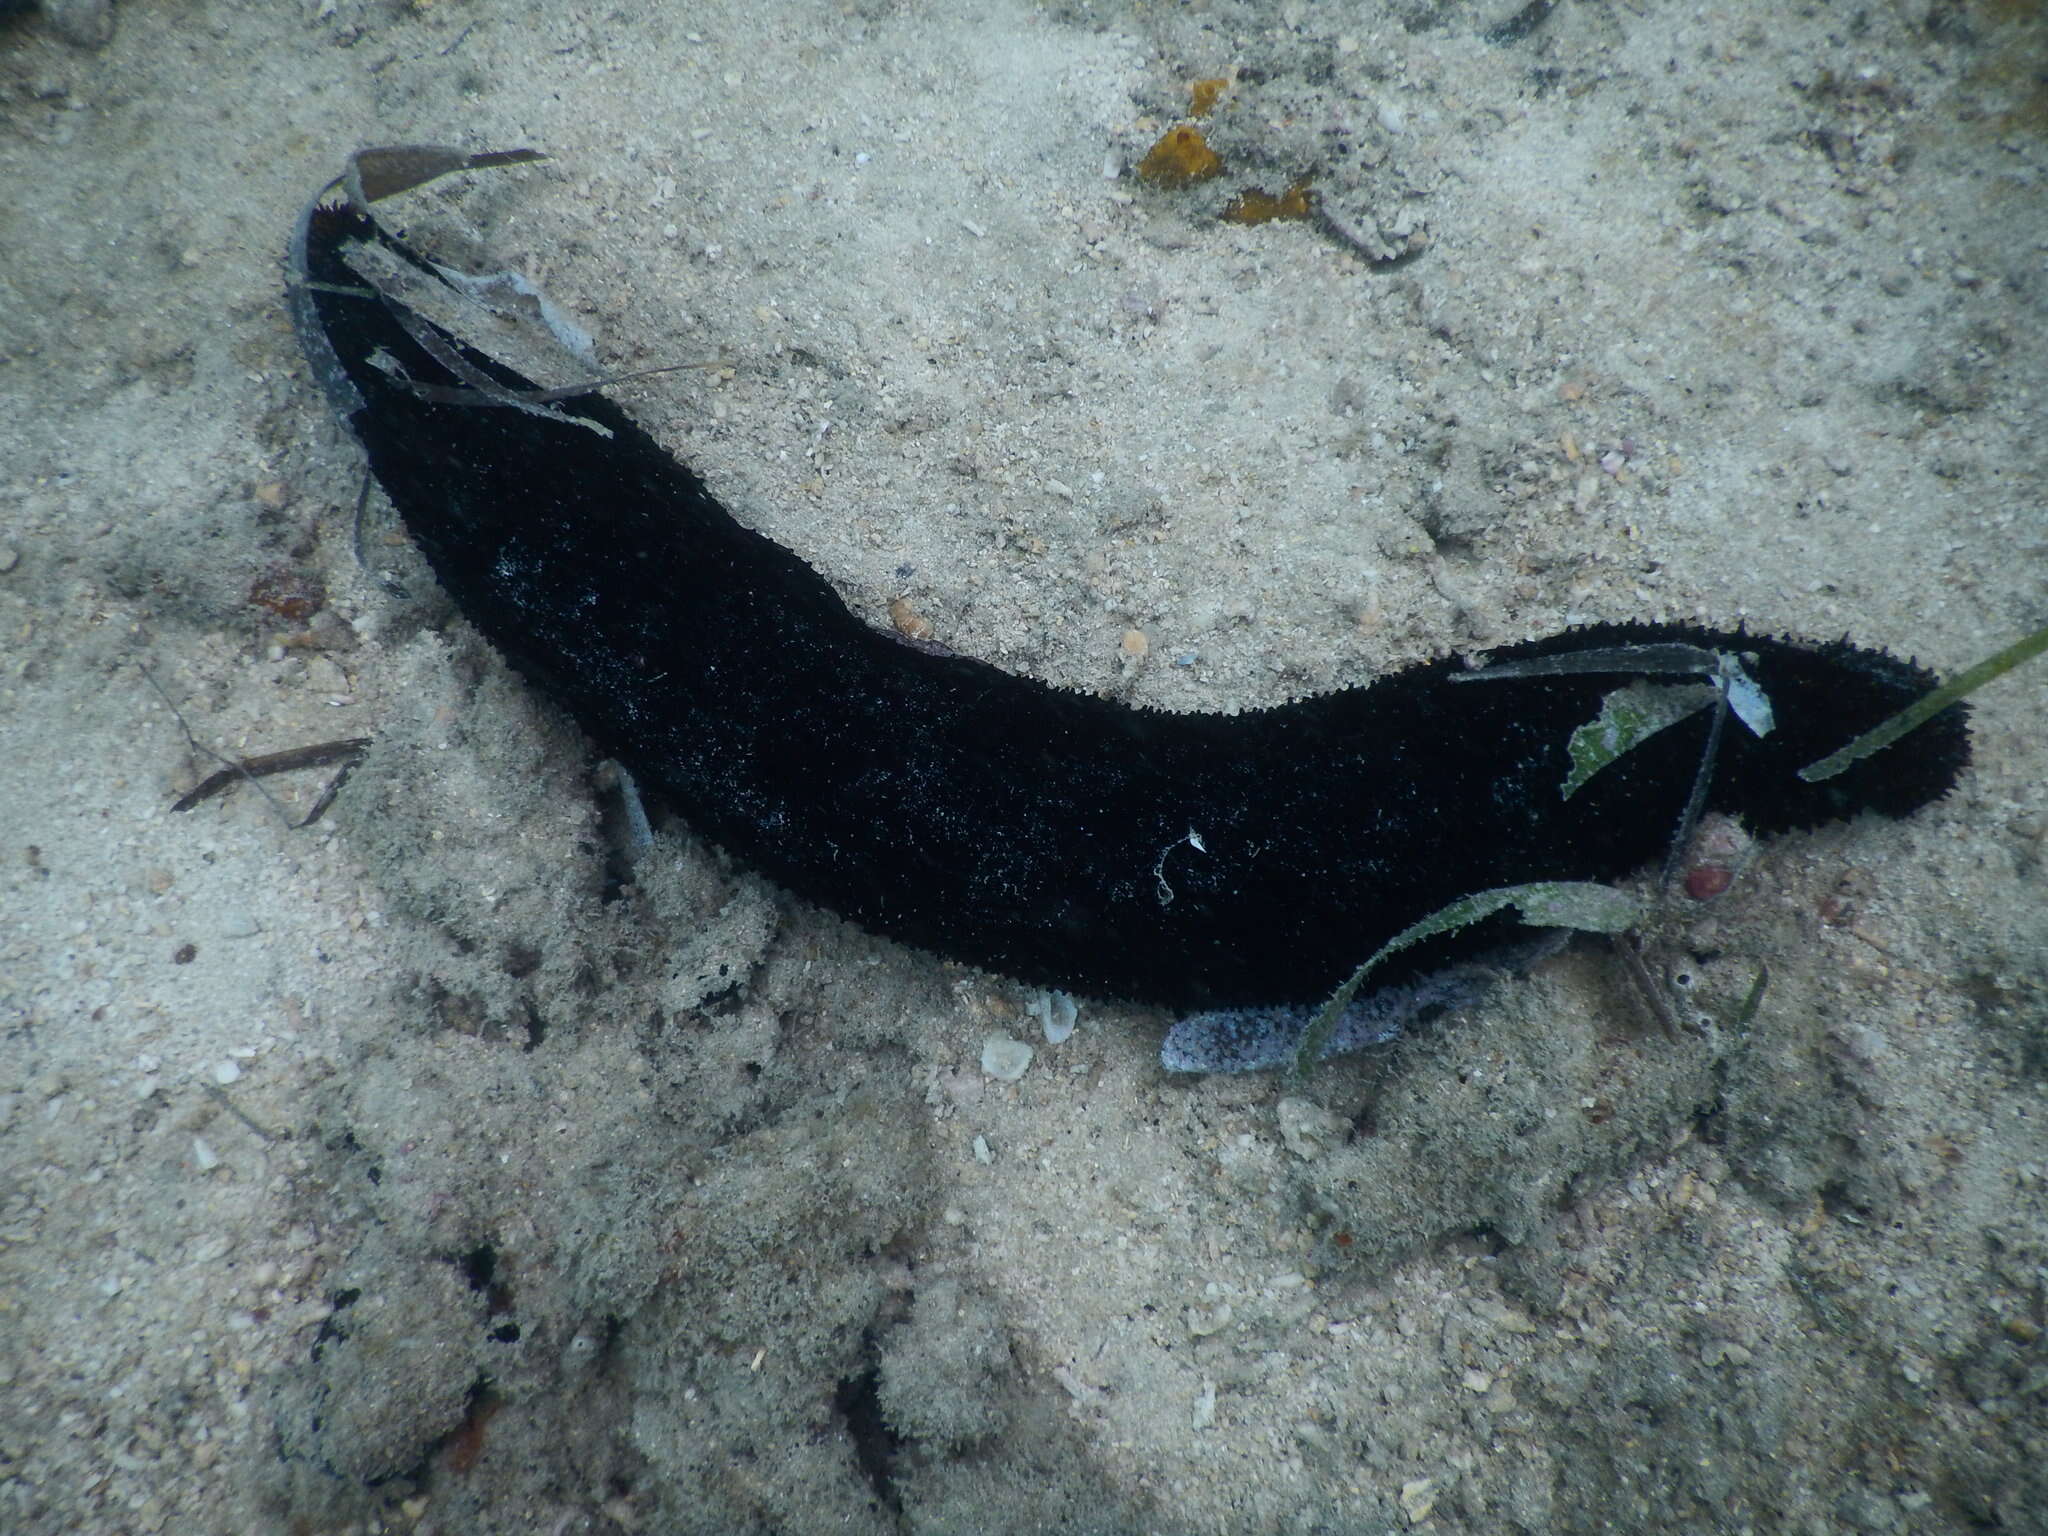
[304,656,350,695]
[888,597,933,641]
[1027,990,1078,1044]
[211,1060,242,1086]
[220,913,260,938]
[972,1134,993,1164]
[0,546,18,574]
[1187,1300,1233,1337]
[980,1035,1033,1081]
[1276,1097,1344,1160]
[1399,1477,1439,1524]
[191,1137,220,1172]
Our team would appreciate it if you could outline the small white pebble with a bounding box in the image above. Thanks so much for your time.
[220,913,259,939]
[972,1134,993,1164]
[191,1137,220,1172]
[1027,990,1079,1044]
[211,1060,242,1086]
[980,1035,1033,1081]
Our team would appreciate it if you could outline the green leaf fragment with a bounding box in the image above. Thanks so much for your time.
[1513,881,1644,931]
[1291,880,1643,1077]
[1799,620,2048,783]
[1731,964,1771,1030]
[1562,682,1719,798]
[1448,642,1726,682]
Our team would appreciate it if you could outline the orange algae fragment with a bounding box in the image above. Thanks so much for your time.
[1137,125,1223,188]
[1222,180,1315,224]
[1188,78,1227,117]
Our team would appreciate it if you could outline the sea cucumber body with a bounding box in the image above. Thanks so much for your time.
[294,198,1967,1012]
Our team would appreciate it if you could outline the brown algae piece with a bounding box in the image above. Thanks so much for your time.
[249,562,326,622]
[1222,180,1315,224]
[1137,125,1223,188]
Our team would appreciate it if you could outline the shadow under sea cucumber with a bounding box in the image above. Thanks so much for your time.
[288,149,1970,1032]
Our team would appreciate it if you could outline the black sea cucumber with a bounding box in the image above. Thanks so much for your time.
[289,151,1970,1022]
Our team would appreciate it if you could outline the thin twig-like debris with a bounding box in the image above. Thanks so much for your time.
[170,737,372,819]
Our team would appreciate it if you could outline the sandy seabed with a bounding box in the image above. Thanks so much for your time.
[2,1,2044,1531]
